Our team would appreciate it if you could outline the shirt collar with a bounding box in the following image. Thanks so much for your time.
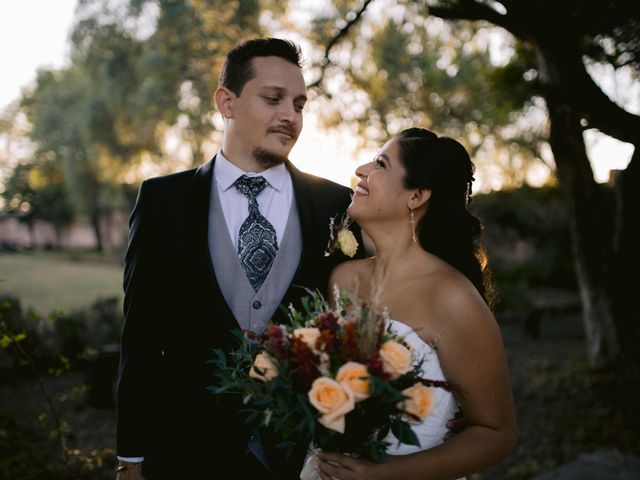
[214,151,288,192]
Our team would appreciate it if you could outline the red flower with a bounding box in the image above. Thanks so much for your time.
[291,336,321,390]
[366,349,390,380]
[317,329,335,354]
[339,321,360,363]
[264,323,288,362]
[316,311,339,332]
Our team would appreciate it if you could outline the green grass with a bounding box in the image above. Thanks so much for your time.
[0,251,123,315]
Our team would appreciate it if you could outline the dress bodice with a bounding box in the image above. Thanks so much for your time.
[383,319,459,455]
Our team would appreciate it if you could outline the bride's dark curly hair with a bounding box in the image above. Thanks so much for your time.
[396,128,495,307]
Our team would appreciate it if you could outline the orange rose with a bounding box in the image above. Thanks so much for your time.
[398,383,434,421]
[249,352,278,382]
[336,362,370,402]
[293,327,321,350]
[308,377,355,433]
[380,340,413,379]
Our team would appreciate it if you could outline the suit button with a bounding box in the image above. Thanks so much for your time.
[252,301,262,310]
[249,434,258,442]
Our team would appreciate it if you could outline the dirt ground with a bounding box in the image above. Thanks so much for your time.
[1,311,638,479]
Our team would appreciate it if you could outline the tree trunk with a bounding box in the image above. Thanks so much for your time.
[422,0,640,365]
[54,224,63,250]
[545,98,619,364]
[90,210,104,252]
[610,146,640,365]
[538,42,619,364]
[27,222,36,249]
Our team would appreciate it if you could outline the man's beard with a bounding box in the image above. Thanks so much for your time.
[253,147,288,168]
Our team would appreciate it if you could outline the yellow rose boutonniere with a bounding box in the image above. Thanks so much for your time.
[324,213,359,258]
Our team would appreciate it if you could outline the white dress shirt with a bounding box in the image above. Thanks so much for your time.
[213,151,293,249]
[117,152,293,464]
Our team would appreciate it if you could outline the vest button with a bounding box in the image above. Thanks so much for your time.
[249,434,258,443]
[252,301,262,310]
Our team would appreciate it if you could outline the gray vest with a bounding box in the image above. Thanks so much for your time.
[208,175,302,468]
[208,176,303,334]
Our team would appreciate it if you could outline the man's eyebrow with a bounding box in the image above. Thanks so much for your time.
[260,85,284,93]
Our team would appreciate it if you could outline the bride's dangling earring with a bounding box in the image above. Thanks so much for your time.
[410,208,417,243]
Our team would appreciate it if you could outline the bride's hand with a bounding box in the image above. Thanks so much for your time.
[316,452,389,480]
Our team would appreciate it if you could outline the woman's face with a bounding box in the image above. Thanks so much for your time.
[348,137,413,224]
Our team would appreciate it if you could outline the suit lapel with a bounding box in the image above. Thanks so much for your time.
[287,160,322,285]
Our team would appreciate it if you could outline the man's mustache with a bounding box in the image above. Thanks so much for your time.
[268,124,297,138]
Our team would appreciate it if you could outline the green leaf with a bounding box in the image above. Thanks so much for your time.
[390,419,420,447]
[376,424,390,441]
[369,443,388,463]
[13,332,27,343]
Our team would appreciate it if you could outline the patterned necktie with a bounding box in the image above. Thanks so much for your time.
[233,175,278,291]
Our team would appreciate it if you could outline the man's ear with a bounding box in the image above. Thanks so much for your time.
[214,86,235,118]
[408,188,431,210]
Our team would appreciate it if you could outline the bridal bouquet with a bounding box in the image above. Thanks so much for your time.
[208,288,449,464]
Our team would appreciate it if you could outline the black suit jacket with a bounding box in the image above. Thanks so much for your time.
[117,157,361,479]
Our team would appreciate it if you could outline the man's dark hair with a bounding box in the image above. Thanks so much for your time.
[218,38,303,96]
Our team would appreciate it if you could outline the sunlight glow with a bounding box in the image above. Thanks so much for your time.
[290,110,375,187]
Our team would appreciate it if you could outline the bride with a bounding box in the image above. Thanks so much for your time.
[316,128,517,480]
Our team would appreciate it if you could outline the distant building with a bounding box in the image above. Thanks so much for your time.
[0,212,128,251]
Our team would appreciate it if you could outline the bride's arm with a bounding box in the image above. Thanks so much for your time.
[318,275,517,480]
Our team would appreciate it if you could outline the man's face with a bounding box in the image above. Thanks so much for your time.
[226,56,307,167]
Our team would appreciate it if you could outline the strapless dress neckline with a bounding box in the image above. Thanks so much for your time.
[383,319,458,455]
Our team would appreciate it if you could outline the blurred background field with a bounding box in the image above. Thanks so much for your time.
[0,251,122,314]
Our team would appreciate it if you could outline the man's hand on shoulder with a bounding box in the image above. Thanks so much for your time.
[115,461,144,480]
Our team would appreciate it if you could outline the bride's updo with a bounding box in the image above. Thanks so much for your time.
[396,128,494,306]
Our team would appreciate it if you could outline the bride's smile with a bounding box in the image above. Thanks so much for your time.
[348,139,418,229]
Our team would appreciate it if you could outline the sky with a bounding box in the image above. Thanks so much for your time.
[0,0,77,109]
[0,0,636,188]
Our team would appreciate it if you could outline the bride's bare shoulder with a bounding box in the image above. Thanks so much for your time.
[329,258,373,293]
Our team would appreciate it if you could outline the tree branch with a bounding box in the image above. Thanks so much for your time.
[428,1,640,145]
[536,40,640,146]
[308,0,376,89]
[427,0,524,38]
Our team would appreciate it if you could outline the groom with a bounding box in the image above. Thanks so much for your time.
[116,38,361,479]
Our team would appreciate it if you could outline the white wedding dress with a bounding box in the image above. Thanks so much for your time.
[382,319,458,455]
[300,319,465,479]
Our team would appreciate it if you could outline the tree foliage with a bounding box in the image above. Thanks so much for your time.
[5,0,277,249]
[307,0,640,365]
[307,1,549,188]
